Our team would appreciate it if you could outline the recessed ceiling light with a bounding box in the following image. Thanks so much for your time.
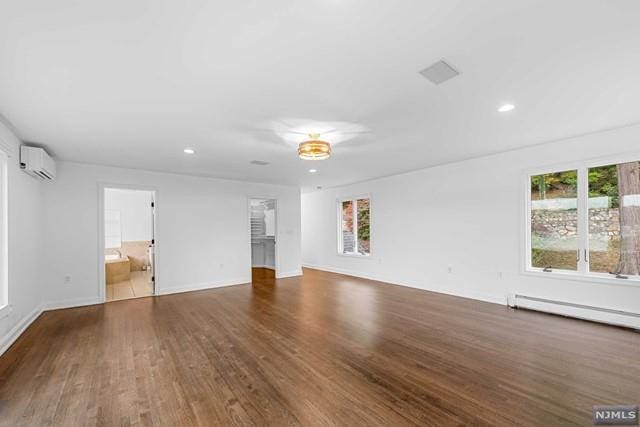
[498,103,515,113]
[183,148,195,154]
[308,169,317,173]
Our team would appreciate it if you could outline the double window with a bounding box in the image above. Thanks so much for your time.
[0,152,6,310]
[527,158,640,281]
[338,197,370,256]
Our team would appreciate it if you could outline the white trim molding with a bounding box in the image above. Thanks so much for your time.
[522,152,640,287]
[0,303,44,356]
[158,278,249,296]
[302,264,505,305]
[0,304,11,320]
[44,297,103,311]
[336,194,372,257]
[247,195,280,279]
[97,183,159,303]
[276,269,303,279]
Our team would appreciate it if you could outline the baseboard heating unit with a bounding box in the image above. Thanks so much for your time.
[507,294,640,330]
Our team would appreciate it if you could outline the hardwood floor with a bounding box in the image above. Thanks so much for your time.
[251,267,275,283]
[1,268,639,426]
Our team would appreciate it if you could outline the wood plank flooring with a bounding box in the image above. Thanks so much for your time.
[251,267,275,283]
[1,268,639,426]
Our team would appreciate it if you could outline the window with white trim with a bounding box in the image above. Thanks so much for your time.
[528,159,640,281]
[0,152,7,309]
[338,197,370,256]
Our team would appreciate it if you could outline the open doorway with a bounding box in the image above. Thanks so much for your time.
[103,187,156,302]
[249,198,277,283]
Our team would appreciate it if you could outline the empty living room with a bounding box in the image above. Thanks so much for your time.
[1,1,640,426]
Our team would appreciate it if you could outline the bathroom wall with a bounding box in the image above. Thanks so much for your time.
[104,188,153,242]
[104,188,154,270]
[42,162,302,307]
[0,119,45,355]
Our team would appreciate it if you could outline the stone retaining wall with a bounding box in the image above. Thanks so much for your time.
[531,208,619,240]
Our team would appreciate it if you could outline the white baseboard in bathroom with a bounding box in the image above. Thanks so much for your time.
[0,303,44,357]
[158,278,250,296]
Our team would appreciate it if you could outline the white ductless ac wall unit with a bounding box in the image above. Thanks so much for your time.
[507,294,640,330]
[20,146,56,180]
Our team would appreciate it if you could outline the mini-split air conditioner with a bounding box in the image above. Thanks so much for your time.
[20,146,56,180]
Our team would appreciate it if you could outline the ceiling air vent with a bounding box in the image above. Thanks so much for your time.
[250,160,270,166]
[419,60,460,85]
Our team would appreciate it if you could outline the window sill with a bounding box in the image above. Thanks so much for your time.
[337,252,372,259]
[522,269,640,288]
[0,304,12,320]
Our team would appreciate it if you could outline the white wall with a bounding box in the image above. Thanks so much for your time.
[104,188,153,242]
[0,121,44,354]
[302,124,640,314]
[42,162,302,307]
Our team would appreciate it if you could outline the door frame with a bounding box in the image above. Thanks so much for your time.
[98,183,159,303]
[247,196,279,280]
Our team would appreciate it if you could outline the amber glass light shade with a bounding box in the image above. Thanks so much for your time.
[298,140,331,160]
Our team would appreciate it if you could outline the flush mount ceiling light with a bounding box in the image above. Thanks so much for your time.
[183,148,196,154]
[308,168,317,173]
[498,103,515,113]
[298,134,331,160]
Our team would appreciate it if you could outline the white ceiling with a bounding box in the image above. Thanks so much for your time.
[1,0,640,191]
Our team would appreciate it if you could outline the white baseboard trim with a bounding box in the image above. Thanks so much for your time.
[276,269,303,279]
[302,263,505,306]
[158,278,249,296]
[44,297,103,311]
[0,303,44,357]
[1,271,308,358]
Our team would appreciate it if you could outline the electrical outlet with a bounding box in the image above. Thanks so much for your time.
[447,266,453,274]
[64,275,72,284]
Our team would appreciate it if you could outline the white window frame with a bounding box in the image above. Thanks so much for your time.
[337,195,371,257]
[0,151,8,316]
[523,152,640,287]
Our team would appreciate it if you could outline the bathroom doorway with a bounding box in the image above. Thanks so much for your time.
[249,198,277,283]
[102,187,156,302]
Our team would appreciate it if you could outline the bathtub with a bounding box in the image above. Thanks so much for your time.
[105,253,122,261]
[105,254,130,284]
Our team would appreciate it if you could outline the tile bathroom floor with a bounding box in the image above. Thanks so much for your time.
[106,270,153,302]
